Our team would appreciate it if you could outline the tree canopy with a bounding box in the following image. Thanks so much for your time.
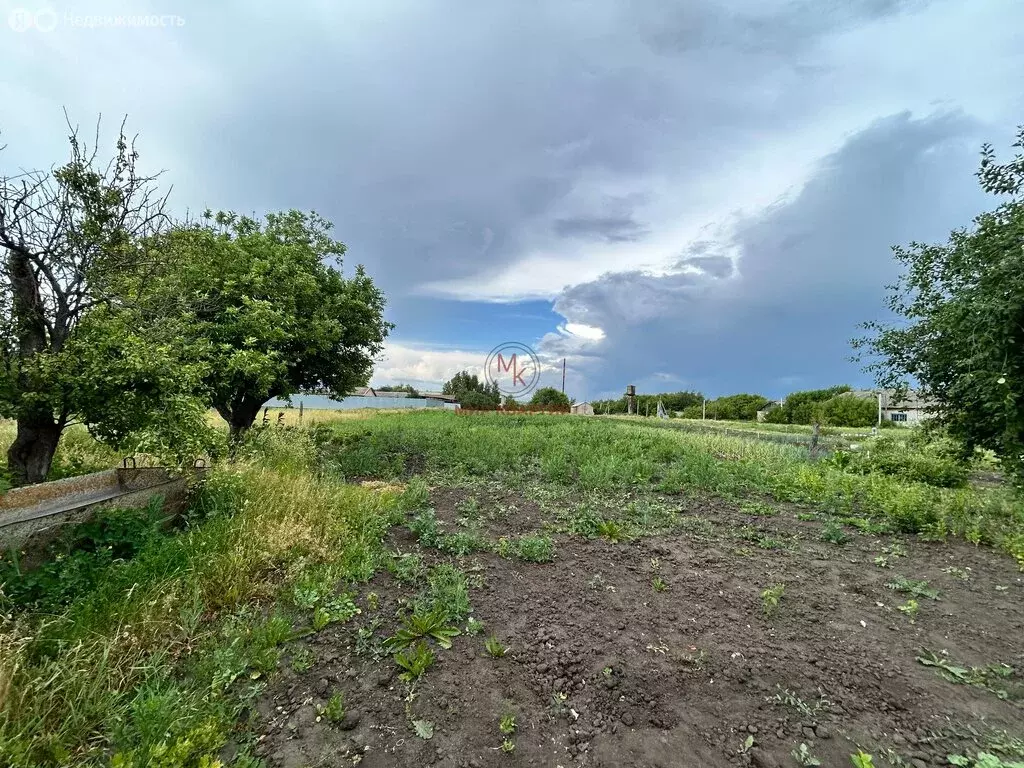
[441,371,500,406]
[856,126,1024,481]
[529,387,570,408]
[0,118,203,483]
[142,210,391,438]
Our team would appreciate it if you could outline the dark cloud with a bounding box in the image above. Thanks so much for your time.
[553,215,649,243]
[551,111,992,398]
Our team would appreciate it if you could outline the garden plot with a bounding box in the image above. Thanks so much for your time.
[251,482,1024,768]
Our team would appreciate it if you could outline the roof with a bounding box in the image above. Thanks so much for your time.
[420,392,458,402]
[756,400,783,411]
[847,389,933,410]
[348,386,377,397]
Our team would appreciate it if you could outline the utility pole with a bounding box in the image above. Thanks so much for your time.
[561,358,566,393]
[702,399,706,420]
[877,391,883,427]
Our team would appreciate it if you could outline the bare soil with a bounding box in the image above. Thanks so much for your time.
[251,486,1024,768]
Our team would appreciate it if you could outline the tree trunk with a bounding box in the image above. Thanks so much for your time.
[7,414,62,485]
[216,395,268,444]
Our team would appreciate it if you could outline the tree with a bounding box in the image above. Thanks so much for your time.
[441,370,499,406]
[529,387,570,408]
[0,117,186,484]
[855,127,1024,481]
[780,386,851,424]
[144,210,391,439]
[378,383,419,397]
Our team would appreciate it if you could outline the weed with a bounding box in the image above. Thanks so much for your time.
[766,686,832,718]
[739,735,755,754]
[821,520,851,545]
[597,519,623,542]
[394,641,434,682]
[917,649,1018,700]
[383,607,461,651]
[741,500,779,517]
[485,635,509,658]
[949,754,1024,767]
[651,576,668,592]
[415,564,472,623]
[886,576,941,601]
[897,599,920,622]
[289,644,316,673]
[761,583,785,617]
[792,742,822,766]
[355,619,383,659]
[412,719,434,740]
[320,691,345,723]
[874,555,892,568]
[549,691,570,717]
[499,713,516,735]
[466,617,485,636]
[943,566,972,581]
[455,496,482,520]
[850,752,875,768]
[514,534,556,563]
[388,550,427,584]
[500,739,516,754]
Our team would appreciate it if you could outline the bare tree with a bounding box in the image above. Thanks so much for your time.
[0,114,169,484]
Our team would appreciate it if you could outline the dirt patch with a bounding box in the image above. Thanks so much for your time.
[252,491,1024,768]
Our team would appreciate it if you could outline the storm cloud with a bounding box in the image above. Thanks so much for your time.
[3,0,1022,399]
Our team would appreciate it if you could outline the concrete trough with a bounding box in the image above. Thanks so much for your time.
[0,465,197,555]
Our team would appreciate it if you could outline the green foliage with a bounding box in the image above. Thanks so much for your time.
[701,393,771,421]
[850,751,875,767]
[829,432,970,488]
[591,390,703,415]
[779,386,853,425]
[321,691,345,723]
[529,387,571,409]
[442,371,500,407]
[817,393,879,427]
[499,713,516,735]
[792,742,822,766]
[0,500,168,611]
[377,383,420,397]
[761,583,785,617]
[416,564,472,623]
[948,753,1024,768]
[856,127,1024,483]
[394,641,434,682]
[145,210,390,436]
[917,650,1019,700]
[484,635,508,658]
[886,576,940,600]
[821,520,851,546]
[383,607,461,651]
[504,534,555,563]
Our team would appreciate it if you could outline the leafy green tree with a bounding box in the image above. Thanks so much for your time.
[377,384,419,397]
[529,387,570,408]
[818,393,878,427]
[780,386,852,424]
[441,371,500,406]
[145,210,391,439]
[856,127,1024,480]
[0,118,203,484]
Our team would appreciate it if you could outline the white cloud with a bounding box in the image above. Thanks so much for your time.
[370,341,487,389]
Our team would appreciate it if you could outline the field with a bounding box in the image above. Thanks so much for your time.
[2,411,1023,768]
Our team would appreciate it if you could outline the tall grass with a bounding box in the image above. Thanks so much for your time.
[0,428,405,767]
[319,412,1024,567]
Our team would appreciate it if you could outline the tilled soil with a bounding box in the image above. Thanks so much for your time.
[252,487,1024,768]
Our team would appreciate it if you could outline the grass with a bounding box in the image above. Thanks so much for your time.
[0,427,405,767]
[314,411,1024,567]
[3,408,1024,766]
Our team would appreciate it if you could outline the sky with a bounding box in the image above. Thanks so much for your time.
[2,0,1022,401]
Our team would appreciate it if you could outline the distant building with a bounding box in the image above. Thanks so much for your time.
[571,402,594,415]
[756,400,783,422]
[349,386,377,397]
[420,391,459,403]
[849,389,934,424]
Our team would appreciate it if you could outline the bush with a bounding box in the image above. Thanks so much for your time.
[841,433,970,488]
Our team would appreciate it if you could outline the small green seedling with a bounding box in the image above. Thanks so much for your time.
[484,635,508,658]
[366,591,380,611]
[761,583,785,617]
[792,742,821,766]
[394,641,434,682]
[320,691,345,723]
[383,607,461,651]
[898,599,920,621]
[597,519,622,542]
[738,735,755,754]
[873,555,891,568]
[821,520,850,545]
[850,751,875,767]
[466,617,485,636]
[886,576,940,600]
[943,566,971,582]
[500,739,516,754]
[651,576,668,592]
[412,719,434,740]
[499,714,516,735]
